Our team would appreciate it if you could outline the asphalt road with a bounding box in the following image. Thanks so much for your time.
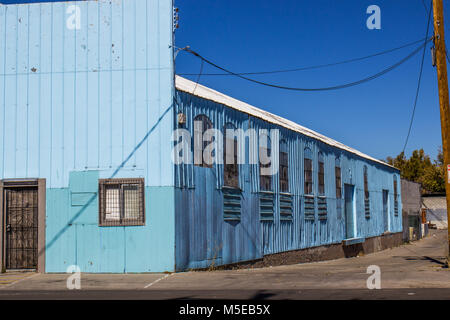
[0,229,449,300]
[1,288,450,300]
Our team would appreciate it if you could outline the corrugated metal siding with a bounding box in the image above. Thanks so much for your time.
[0,0,174,188]
[174,91,262,270]
[175,90,402,270]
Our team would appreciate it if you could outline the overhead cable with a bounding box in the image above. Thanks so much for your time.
[180,39,432,92]
[402,0,432,153]
[179,37,431,77]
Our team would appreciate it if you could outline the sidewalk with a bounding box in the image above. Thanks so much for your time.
[0,230,449,298]
[0,272,39,288]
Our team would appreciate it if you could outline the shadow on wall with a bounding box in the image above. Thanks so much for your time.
[38,104,173,259]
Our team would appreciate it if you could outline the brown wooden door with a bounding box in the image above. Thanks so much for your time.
[4,187,38,269]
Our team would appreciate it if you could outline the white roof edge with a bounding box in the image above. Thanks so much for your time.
[175,75,396,170]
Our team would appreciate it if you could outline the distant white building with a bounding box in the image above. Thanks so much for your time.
[422,194,448,230]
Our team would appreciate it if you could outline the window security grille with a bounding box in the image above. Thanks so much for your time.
[260,145,272,191]
[194,114,213,168]
[364,166,370,218]
[335,166,342,199]
[318,152,325,196]
[304,158,313,195]
[335,159,342,220]
[394,176,399,216]
[279,140,289,193]
[99,178,145,227]
[224,123,239,188]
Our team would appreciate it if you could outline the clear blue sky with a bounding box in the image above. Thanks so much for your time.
[174,0,448,162]
[0,0,447,161]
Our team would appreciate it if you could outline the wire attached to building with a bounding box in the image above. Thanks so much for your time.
[180,39,432,92]
[402,0,432,153]
[178,37,430,77]
[192,59,204,95]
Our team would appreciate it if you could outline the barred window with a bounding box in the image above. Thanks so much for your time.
[318,152,325,196]
[224,123,239,188]
[364,166,370,218]
[335,157,342,199]
[99,178,145,226]
[260,134,272,191]
[304,147,313,195]
[394,175,399,216]
[194,114,213,168]
[279,140,289,193]
[364,166,369,200]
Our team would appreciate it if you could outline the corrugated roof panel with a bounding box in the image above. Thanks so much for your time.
[175,75,396,170]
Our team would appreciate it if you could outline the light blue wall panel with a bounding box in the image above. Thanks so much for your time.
[0,0,174,188]
[0,0,177,273]
[0,7,4,181]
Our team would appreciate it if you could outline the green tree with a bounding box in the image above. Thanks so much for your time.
[386,148,445,194]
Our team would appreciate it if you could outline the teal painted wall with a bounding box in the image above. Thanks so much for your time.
[46,171,175,273]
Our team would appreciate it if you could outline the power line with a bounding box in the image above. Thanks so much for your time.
[180,39,432,92]
[402,0,433,153]
[179,37,430,77]
[420,0,429,13]
[192,59,204,95]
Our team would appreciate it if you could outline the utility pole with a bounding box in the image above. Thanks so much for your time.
[432,0,450,267]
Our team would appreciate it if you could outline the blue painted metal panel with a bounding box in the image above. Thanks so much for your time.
[0,0,176,273]
[174,90,403,270]
[46,173,176,273]
[0,0,404,273]
[0,0,174,188]
[45,188,77,272]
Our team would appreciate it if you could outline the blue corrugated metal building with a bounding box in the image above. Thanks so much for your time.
[0,0,402,273]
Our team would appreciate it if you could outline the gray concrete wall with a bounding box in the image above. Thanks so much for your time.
[401,179,424,242]
[401,179,422,216]
[202,232,403,270]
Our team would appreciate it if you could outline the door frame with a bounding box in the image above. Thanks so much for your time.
[344,184,356,239]
[382,189,390,232]
[0,179,46,273]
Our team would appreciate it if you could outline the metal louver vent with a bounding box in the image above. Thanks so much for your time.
[259,191,274,221]
[364,198,370,218]
[304,195,315,220]
[223,187,241,221]
[280,193,293,221]
[318,196,327,220]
